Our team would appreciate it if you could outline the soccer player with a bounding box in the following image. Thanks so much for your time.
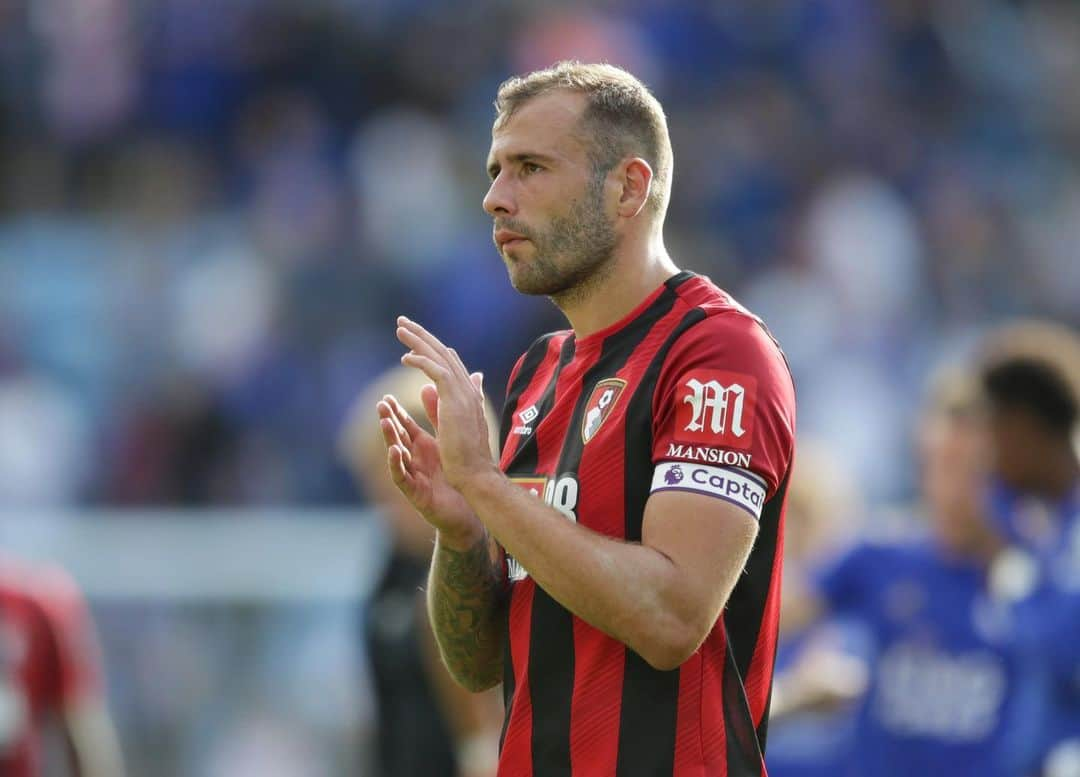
[977,325,1080,775]
[340,366,503,777]
[376,62,797,775]
[0,556,125,777]
[770,370,1025,776]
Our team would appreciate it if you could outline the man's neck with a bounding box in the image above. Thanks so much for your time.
[555,234,680,339]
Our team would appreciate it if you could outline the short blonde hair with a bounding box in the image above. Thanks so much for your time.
[924,366,983,421]
[495,61,673,218]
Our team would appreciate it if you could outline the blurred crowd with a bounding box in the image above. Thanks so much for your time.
[0,0,1077,509]
[1,0,1079,775]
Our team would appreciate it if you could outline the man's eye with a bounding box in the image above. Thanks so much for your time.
[522,163,541,175]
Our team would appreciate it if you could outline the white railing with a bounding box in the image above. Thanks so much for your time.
[0,509,389,601]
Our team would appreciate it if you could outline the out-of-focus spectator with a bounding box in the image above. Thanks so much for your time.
[340,366,502,777]
[0,555,124,777]
[0,369,90,506]
[103,375,240,504]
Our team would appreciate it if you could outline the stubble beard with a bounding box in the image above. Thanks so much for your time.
[502,175,619,307]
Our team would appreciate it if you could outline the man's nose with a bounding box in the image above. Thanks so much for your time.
[483,174,515,217]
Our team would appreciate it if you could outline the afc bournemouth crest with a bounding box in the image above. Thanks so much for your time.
[581,378,627,444]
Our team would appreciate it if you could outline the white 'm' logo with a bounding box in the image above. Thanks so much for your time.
[683,379,747,437]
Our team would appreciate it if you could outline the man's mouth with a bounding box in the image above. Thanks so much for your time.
[495,229,529,250]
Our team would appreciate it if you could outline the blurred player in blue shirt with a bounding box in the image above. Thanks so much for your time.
[775,370,1025,776]
[978,324,1080,776]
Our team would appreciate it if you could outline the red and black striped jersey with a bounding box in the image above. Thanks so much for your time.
[495,271,796,777]
[0,558,104,777]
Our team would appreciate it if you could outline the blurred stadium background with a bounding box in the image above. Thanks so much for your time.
[0,0,1078,775]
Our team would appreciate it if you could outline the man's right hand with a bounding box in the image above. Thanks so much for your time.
[377,388,485,549]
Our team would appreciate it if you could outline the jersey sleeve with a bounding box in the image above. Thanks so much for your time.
[650,313,796,519]
[33,566,103,709]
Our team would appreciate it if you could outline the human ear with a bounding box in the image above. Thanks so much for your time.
[616,157,653,218]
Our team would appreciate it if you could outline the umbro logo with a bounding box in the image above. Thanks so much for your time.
[513,404,539,436]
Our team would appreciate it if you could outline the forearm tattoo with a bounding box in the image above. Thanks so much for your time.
[428,533,507,691]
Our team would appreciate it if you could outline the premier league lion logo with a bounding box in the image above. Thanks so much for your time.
[664,465,684,486]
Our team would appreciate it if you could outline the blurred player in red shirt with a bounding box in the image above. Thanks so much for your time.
[0,557,124,777]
